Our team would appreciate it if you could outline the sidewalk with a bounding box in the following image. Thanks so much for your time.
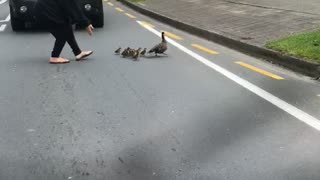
[137,0,320,47]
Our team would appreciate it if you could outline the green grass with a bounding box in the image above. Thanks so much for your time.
[266,30,320,64]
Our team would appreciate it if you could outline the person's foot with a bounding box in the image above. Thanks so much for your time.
[50,57,70,64]
[76,51,93,61]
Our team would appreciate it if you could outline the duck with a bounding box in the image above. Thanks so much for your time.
[121,47,130,57]
[132,48,142,61]
[140,48,147,56]
[148,32,167,56]
[115,47,121,54]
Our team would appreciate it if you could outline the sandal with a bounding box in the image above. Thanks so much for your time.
[76,51,93,61]
[50,57,70,64]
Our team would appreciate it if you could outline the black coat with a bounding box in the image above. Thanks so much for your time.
[35,0,90,27]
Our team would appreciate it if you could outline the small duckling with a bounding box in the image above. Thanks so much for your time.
[133,48,142,61]
[121,47,130,57]
[115,47,121,54]
[128,48,136,57]
[140,48,147,56]
[121,47,128,56]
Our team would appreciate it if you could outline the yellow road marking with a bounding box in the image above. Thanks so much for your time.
[139,21,155,28]
[125,13,136,19]
[138,2,146,6]
[235,61,284,80]
[103,0,108,2]
[162,31,183,40]
[107,2,113,6]
[191,44,219,55]
[115,7,124,12]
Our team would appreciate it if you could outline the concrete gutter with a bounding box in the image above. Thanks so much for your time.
[119,0,320,78]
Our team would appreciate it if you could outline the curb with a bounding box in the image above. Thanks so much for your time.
[119,0,320,77]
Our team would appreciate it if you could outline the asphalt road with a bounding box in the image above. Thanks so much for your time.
[1,0,320,179]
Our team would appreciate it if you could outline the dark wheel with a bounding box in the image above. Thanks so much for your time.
[92,14,104,28]
[10,6,25,31]
[11,17,26,31]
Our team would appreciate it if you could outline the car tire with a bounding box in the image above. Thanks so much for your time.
[92,14,104,28]
[11,17,26,31]
[10,6,25,31]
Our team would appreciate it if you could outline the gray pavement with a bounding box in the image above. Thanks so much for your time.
[228,0,320,14]
[139,0,320,46]
[1,1,320,179]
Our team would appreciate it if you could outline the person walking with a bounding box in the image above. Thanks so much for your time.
[35,0,95,64]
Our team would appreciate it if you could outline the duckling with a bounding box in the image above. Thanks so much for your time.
[115,47,121,54]
[128,48,136,57]
[121,47,128,56]
[121,47,130,57]
[148,32,167,56]
[140,48,147,56]
[132,48,142,61]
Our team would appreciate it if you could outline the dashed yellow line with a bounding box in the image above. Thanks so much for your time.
[107,2,114,6]
[139,21,155,28]
[125,13,136,19]
[235,61,284,80]
[191,44,219,55]
[115,7,124,12]
[162,31,183,40]
[103,0,108,2]
[138,2,146,6]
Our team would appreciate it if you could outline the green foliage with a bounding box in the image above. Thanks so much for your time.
[266,30,320,64]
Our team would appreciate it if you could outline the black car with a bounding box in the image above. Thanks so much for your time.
[9,0,104,31]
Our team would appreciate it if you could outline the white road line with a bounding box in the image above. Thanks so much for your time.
[0,14,10,23]
[0,0,7,5]
[137,20,320,131]
[0,24,7,32]
[5,14,10,21]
